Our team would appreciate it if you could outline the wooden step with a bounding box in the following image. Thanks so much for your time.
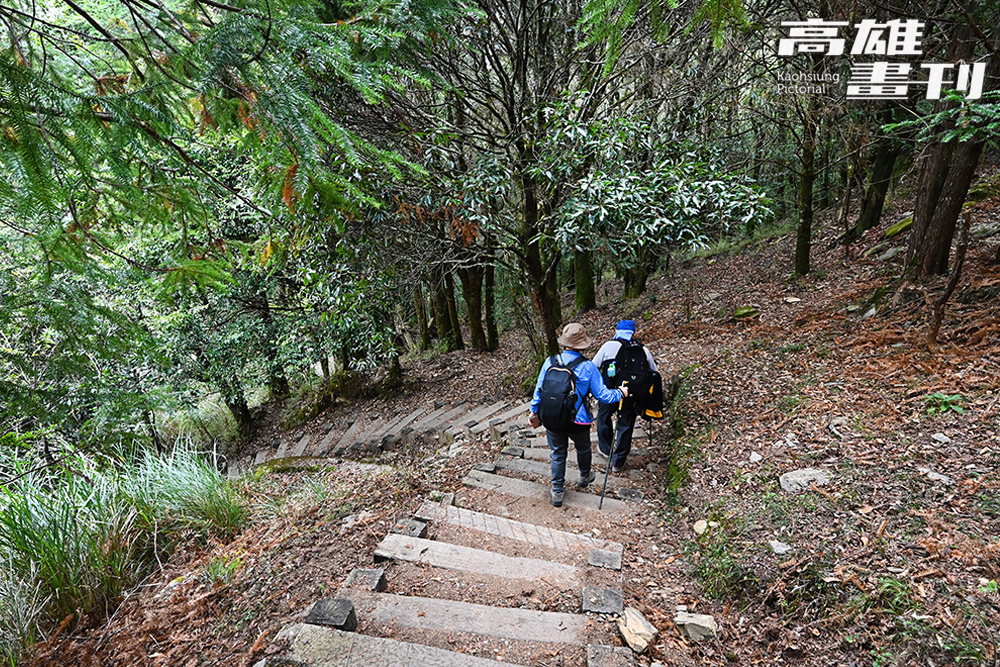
[462,470,627,513]
[370,404,432,445]
[374,534,581,590]
[310,422,342,457]
[405,403,459,437]
[283,623,512,666]
[443,400,510,441]
[414,500,623,555]
[417,402,472,435]
[470,400,532,436]
[521,445,650,463]
[343,590,591,645]
[325,418,369,455]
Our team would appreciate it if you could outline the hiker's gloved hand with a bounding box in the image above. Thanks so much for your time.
[620,385,629,398]
[528,413,541,428]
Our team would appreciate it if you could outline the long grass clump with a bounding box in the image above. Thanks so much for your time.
[0,447,246,664]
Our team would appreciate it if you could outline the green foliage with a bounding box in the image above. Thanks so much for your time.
[536,108,772,274]
[885,90,1000,143]
[0,448,244,659]
[689,0,750,49]
[924,392,967,415]
[200,556,242,586]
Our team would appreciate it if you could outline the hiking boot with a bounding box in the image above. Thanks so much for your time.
[577,470,596,488]
[550,489,564,507]
[612,462,626,474]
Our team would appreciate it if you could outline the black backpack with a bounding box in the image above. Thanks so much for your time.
[601,339,651,397]
[537,355,586,431]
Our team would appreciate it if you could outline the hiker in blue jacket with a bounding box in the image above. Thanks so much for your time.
[528,323,628,507]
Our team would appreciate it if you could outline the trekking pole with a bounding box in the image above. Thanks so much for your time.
[599,382,626,510]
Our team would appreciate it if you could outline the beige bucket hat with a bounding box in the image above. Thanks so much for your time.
[557,323,593,350]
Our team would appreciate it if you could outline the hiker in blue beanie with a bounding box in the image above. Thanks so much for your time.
[528,323,627,507]
[592,320,657,473]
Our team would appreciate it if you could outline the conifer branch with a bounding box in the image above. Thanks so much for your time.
[59,0,146,81]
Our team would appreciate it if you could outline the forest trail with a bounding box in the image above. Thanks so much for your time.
[29,196,1000,667]
[263,414,671,667]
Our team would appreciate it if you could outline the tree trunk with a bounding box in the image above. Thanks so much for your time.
[484,259,499,351]
[260,296,290,399]
[223,387,253,440]
[794,94,819,277]
[518,159,560,355]
[906,13,998,279]
[853,136,901,241]
[457,265,488,351]
[444,270,464,350]
[431,269,453,346]
[574,248,596,312]
[908,140,984,277]
[413,283,431,350]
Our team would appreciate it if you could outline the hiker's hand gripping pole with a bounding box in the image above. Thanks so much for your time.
[599,381,627,510]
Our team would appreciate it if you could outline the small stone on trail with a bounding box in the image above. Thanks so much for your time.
[769,540,794,555]
[618,606,658,653]
[344,568,387,592]
[391,518,428,539]
[501,446,524,458]
[918,467,954,485]
[779,468,830,494]
[582,586,624,615]
[587,645,634,667]
[474,461,497,473]
[617,488,644,501]
[783,296,802,303]
[588,548,622,571]
[674,610,719,641]
[304,598,357,632]
[749,451,763,463]
[931,432,952,444]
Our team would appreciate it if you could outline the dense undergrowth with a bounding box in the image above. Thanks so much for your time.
[0,448,244,664]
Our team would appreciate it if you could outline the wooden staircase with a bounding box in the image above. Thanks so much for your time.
[247,402,651,667]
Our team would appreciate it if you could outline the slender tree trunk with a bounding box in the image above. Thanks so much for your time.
[260,296,290,399]
[431,269,453,346]
[574,248,596,312]
[484,259,499,351]
[519,161,560,355]
[444,270,464,350]
[795,94,819,277]
[458,265,487,351]
[414,283,431,350]
[853,136,901,241]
